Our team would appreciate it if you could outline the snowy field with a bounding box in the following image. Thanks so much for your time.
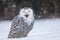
[0,18,60,40]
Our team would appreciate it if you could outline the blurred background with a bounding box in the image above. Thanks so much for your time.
[0,0,60,20]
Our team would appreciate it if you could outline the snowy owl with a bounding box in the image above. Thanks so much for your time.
[8,7,34,38]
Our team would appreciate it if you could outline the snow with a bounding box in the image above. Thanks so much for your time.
[0,18,60,40]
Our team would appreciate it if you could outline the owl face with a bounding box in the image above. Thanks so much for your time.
[19,8,34,19]
[19,7,34,25]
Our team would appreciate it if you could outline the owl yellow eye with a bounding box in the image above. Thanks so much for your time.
[28,10,30,12]
[23,11,25,13]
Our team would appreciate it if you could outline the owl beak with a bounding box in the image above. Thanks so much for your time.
[25,13,29,18]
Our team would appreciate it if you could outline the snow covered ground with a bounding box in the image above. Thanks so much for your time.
[0,18,60,40]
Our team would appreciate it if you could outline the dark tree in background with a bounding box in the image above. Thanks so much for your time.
[0,0,5,19]
[0,0,60,20]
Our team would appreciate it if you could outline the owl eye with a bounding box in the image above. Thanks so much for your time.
[28,10,30,12]
[23,11,25,13]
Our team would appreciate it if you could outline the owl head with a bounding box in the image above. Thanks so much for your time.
[18,7,34,25]
[19,7,34,19]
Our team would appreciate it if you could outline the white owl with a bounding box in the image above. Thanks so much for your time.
[8,7,34,38]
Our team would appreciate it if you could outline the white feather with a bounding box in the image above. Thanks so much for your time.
[18,8,34,25]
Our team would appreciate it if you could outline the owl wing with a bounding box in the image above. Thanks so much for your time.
[10,16,19,30]
[8,16,21,38]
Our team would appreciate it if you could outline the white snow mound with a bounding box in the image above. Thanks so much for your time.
[0,18,60,40]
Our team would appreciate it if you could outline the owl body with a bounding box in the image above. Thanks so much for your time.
[8,8,34,38]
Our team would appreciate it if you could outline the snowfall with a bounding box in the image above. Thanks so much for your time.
[0,18,60,40]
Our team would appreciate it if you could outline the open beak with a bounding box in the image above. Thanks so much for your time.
[25,13,29,18]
